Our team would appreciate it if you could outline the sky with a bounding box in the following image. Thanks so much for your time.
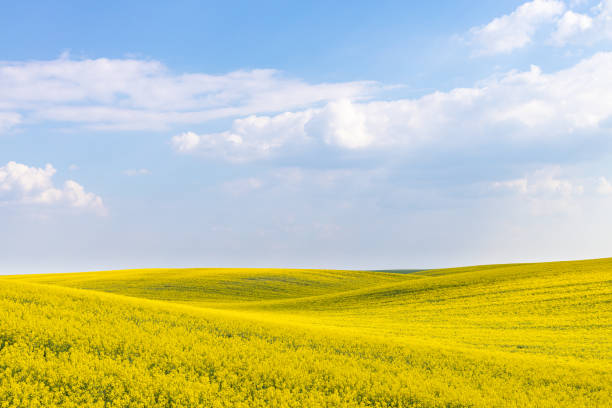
[2,0,612,274]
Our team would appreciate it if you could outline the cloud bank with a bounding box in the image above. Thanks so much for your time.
[0,55,377,132]
[173,52,612,162]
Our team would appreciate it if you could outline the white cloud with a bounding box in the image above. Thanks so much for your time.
[312,99,373,149]
[171,111,314,162]
[467,0,612,53]
[173,52,612,162]
[124,168,151,176]
[492,178,530,194]
[551,0,612,45]
[490,166,587,217]
[469,0,565,55]
[492,167,584,196]
[0,161,105,215]
[0,55,377,131]
[171,131,202,153]
[0,112,21,133]
[551,10,594,44]
[596,176,612,194]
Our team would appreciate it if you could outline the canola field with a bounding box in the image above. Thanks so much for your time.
[0,259,611,407]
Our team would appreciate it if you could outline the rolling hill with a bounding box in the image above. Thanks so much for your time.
[1,259,610,407]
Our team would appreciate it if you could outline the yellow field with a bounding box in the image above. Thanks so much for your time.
[1,259,610,407]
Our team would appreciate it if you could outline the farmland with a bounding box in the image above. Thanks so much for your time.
[1,258,611,407]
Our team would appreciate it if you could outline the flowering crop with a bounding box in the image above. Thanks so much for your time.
[1,259,610,407]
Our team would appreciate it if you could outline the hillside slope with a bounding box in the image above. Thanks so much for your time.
[5,267,410,303]
[1,259,611,407]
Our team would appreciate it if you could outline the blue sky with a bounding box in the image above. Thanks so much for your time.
[2,0,612,273]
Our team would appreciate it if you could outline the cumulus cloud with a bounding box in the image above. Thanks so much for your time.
[551,10,594,44]
[171,111,314,162]
[173,52,612,162]
[0,55,377,131]
[0,161,105,215]
[469,0,565,55]
[551,0,612,45]
[467,0,612,53]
